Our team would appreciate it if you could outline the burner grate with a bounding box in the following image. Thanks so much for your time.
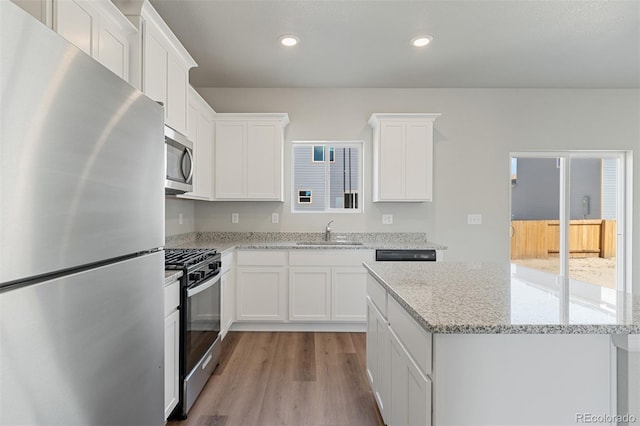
[165,248,217,269]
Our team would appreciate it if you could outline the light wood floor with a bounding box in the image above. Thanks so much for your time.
[168,331,384,426]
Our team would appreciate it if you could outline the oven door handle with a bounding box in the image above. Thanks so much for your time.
[187,273,220,298]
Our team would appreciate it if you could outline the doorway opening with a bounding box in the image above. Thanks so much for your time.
[510,152,631,297]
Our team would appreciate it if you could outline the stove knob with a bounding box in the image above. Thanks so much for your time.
[208,263,215,270]
[189,273,198,281]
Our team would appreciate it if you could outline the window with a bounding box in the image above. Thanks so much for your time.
[292,141,363,213]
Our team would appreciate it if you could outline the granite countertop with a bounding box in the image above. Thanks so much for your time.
[164,232,447,254]
[164,270,182,285]
[364,261,640,335]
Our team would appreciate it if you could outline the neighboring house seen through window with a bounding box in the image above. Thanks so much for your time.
[293,141,363,213]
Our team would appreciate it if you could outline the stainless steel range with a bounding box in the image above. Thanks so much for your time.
[165,248,222,419]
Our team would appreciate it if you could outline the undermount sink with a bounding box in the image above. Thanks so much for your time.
[296,241,364,246]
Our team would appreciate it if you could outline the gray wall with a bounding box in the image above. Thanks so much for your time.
[511,158,602,220]
[165,197,195,237]
[187,88,638,292]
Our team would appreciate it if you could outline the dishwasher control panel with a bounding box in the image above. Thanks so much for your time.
[375,249,437,262]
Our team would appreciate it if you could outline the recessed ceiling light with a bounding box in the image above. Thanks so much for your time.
[279,35,299,47]
[411,36,433,48]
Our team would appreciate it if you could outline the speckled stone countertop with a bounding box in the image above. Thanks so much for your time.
[165,232,447,254]
[164,270,182,285]
[364,261,640,334]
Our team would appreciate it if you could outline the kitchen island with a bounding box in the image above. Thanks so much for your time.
[364,261,639,426]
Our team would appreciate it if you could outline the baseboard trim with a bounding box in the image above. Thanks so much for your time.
[229,322,367,333]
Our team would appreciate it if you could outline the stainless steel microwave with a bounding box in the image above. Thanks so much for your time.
[165,125,193,195]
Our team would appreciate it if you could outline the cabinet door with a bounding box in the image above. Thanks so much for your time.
[98,23,128,79]
[405,121,433,201]
[54,0,95,56]
[215,121,246,199]
[378,122,405,200]
[166,57,188,135]
[389,329,431,426]
[220,268,235,338]
[247,122,282,200]
[143,25,168,115]
[164,309,180,419]
[289,268,331,321]
[194,110,213,198]
[367,299,390,423]
[236,267,287,321]
[332,267,367,322]
[186,98,198,141]
[181,108,213,200]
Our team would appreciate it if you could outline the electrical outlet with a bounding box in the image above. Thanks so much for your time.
[178,213,183,225]
[467,214,482,225]
[231,213,239,224]
[382,214,393,225]
[271,213,279,224]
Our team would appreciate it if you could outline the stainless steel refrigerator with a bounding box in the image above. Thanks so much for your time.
[0,2,165,425]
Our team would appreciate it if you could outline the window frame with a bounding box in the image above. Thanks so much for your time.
[291,140,365,214]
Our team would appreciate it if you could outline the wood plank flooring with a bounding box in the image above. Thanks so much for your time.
[167,332,384,426]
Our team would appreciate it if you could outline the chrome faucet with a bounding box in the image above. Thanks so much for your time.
[325,220,334,241]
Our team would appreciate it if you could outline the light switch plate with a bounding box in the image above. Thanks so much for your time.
[271,213,279,224]
[382,214,393,225]
[231,213,239,224]
[467,214,482,225]
[178,213,183,225]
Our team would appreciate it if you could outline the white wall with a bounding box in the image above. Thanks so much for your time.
[194,88,639,292]
[165,197,195,237]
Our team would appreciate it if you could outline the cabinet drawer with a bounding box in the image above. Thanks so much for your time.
[388,296,432,376]
[221,251,234,273]
[164,281,180,316]
[366,274,387,318]
[289,250,374,266]
[236,250,287,266]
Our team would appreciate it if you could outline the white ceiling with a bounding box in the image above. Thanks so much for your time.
[149,0,640,89]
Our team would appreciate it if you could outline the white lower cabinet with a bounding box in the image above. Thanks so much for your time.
[366,298,390,424]
[389,329,431,426]
[288,250,373,324]
[231,249,372,329]
[220,252,235,339]
[332,267,368,321]
[164,280,180,419]
[367,274,432,426]
[236,267,287,321]
[289,268,331,321]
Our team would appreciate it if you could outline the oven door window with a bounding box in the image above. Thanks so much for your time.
[186,276,220,373]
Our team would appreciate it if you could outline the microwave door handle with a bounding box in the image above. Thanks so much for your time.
[187,274,219,298]
[182,148,194,184]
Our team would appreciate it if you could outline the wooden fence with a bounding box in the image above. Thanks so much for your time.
[510,220,616,260]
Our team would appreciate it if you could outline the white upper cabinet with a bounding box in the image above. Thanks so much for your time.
[116,0,196,135]
[178,87,215,201]
[213,113,289,201]
[368,113,441,202]
[13,0,135,81]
